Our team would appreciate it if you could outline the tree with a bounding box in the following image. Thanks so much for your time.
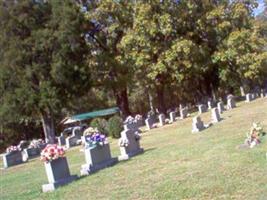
[81,0,135,118]
[212,0,267,91]
[0,0,91,143]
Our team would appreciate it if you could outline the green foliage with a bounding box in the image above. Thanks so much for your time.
[107,115,123,139]
[90,118,108,136]
[0,0,91,143]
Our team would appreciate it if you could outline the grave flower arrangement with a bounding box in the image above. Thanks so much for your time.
[84,129,108,149]
[40,144,65,163]
[6,145,21,154]
[135,114,142,121]
[244,122,265,148]
[28,139,46,149]
[124,116,135,124]
[83,127,97,136]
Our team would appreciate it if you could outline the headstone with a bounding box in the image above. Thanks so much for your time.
[72,127,82,138]
[198,104,207,114]
[207,101,213,110]
[118,129,144,161]
[135,115,144,127]
[192,116,205,133]
[66,135,79,149]
[227,98,236,110]
[251,93,255,100]
[123,123,138,131]
[17,140,29,150]
[217,102,224,114]
[58,136,66,146]
[80,144,117,175]
[240,86,245,96]
[42,157,77,192]
[169,112,176,123]
[211,108,221,123]
[246,93,253,102]
[261,92,265,98]
[158,114,165,126]
[2,151,23,168]
[180,108,188,119]
[145,117,154,130]
[23,148,40,159]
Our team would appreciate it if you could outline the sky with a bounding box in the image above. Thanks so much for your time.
[254,0,266,16]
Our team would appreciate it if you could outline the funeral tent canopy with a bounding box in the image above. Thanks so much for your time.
[62,107,120,124]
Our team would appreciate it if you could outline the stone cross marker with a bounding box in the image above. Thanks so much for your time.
[169,112,176,123]
[211,108,221,123]
[217,102,224,114]
[192,116,205,133]
[118,129,144,161]
[158,114,165,126]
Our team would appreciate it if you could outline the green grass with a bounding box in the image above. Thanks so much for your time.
[1,98,267,200]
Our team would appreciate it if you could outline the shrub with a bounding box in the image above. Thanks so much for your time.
[107,115,123,138]
[90,118,108,136]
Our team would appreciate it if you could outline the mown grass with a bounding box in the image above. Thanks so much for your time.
[0,98,267,200]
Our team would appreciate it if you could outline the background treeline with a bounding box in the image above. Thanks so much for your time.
[0,0,266,148]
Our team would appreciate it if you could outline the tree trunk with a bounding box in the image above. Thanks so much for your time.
[156,83,166,114]
[210,83,217,101]
[114,88,131,119]
[41,110,56,144]
[148,88,154,112]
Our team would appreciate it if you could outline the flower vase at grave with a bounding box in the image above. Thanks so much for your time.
[42,157,77,192]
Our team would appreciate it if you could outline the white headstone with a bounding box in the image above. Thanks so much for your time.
[180,108,188,119]
[192,116,205,133]
[198,104,207,114]
[169,112,176,123]
[246,93,253,102]
[217,102,224,114]
[207,101,213,110]
[211,108,221,123]
[145,118,154,130]
[227,98,236,110]
[158,114,165,126]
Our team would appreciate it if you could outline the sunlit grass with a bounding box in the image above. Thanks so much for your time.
[0,98,267,200]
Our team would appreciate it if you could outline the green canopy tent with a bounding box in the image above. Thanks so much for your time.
[61,107,120,124]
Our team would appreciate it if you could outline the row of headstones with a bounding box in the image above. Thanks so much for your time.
[57,126,83,148]
[192,97,236,133]
[43,126,143,192]
[2,141,46,168]
[145,107,189,130]
[245,92,266,102]
[3,127,84,168]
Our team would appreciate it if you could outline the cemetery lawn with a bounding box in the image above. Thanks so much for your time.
[1,98,267,200]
